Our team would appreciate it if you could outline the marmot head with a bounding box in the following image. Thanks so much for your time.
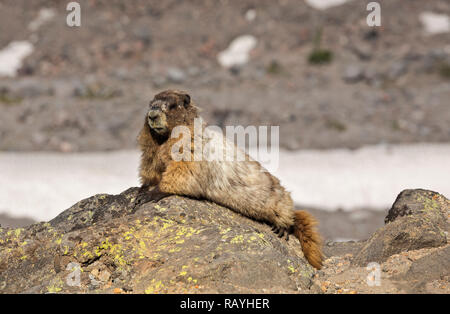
[146,90,198,137]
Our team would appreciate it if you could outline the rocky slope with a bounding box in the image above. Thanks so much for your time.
[0,188,448,294]
[0,0,449,152]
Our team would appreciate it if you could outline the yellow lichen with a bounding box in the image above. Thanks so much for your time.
[145,279,163,294]
[287,265,296,273]
[230,235,244,244]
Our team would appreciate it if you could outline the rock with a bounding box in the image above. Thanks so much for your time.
[11,78,53,98]
[384,189,448,226]
[166,67,186,84]
[342,64,364,83]
[0,188,318,293]
[131,25,152,46]
[354,189,448,266]
[388,60,409,79]
[350,42,373,60]
[392,246,450,293]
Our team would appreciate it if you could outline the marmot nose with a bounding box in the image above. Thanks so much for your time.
[148,110,159,121]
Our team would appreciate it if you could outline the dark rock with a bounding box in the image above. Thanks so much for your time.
[363,29,379,41]
[354,189,448,266]
[385,189,448,226]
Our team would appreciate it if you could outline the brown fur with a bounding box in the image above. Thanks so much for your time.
[137,90,323,269]
[293,211,323,269]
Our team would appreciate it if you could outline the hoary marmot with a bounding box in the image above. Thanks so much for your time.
[135,90,323,269]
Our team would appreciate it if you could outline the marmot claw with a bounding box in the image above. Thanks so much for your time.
[272,226,289,241]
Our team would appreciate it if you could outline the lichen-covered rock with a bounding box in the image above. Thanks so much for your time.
[354,189,449,266]
[0,188,319,294]
[384,189,448,227]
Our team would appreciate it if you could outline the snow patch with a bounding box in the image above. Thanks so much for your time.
[0,41,34,77]
[0,143,449,222]
[217,35,257,68]
[305,0,350,10]
[419,12,450,35]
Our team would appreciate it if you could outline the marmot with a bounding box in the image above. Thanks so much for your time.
[135,90,323,269]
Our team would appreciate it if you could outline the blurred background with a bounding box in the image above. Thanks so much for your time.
[0,0,449,241]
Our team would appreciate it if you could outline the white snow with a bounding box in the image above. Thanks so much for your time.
[305,0,350,10]
[217,35,257,68]
[419,12,450,35]
[0,41,34,77]
[0,151,140,222]
[270,143,450,211]
[0,143,449,222]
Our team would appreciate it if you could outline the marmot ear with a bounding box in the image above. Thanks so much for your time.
[181,93,191,107]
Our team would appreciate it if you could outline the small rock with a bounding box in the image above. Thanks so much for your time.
[132,25,152,46]
[350,42,373,60]
[98,270,111,282]
[166,67,186,83]
[342,65,364,83]
[389,60,408,79]
[245,9,256,22]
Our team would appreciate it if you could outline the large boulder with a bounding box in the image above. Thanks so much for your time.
[354,189,448,265]
[1,188,448,294]
[0,188,319,294]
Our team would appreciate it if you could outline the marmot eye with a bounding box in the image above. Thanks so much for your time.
[169,103,177,110]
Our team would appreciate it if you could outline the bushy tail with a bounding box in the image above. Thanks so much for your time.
[293,210,323,269]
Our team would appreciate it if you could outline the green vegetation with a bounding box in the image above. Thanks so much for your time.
[0,90,22,105]
[438,62,450,79]
[266,60,284,75]
[308,28,333,65]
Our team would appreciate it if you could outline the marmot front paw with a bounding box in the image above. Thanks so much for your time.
[133,186,171,209]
